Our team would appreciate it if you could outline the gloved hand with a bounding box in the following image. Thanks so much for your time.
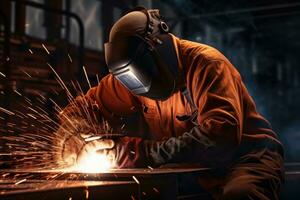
[55,117,147,169]
[55,116,112,167]
[76,137,145,169]
[76,139,116,167]
[61,134,85,166]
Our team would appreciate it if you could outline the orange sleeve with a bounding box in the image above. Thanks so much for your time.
[59,87,100,123]
[92,74,139,121]
[60,74,138,126]
[186,59,243,164]
[54,75,138,159]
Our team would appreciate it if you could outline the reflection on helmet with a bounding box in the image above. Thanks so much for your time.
[115,67,151,94]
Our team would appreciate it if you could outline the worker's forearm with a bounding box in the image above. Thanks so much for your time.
[115,125,216,168]
[143,125,215,167]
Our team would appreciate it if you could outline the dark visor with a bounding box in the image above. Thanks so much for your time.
[104,36,156,94]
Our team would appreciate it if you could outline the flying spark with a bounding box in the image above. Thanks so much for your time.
[96,74,100,85]
[0,72,6,77]
[83,66,92,89]
[153,187,159,193]
[0,107,15,115]
[13,90,22,96]
[84,136,101,142]
[15,179,27,185]
[131,195,136,200]
[132,176,140,185]
[0,52,116,179]
[68,53,73,63]
[28,49,34,54]
[85,189,89,199]
[21,69,32,78]
[42,44,50,54]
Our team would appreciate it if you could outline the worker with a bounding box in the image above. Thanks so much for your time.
[55,7,284,200]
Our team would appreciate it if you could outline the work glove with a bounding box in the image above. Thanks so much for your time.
[76,137,145,169]
[60,134,85,166]
[55,116,112,167]
[76,139,116,169]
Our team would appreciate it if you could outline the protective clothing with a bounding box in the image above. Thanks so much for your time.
[104,8,179,100]
[58,35,284,199]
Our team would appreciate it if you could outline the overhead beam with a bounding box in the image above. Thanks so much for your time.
[166,2,300,21]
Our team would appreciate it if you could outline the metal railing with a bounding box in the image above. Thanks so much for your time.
[11,0,85,80]
[0,10,11,125]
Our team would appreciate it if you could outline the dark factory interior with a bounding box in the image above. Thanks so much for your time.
[0,0,300,199]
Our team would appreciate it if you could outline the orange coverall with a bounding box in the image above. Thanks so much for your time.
[61,35,284,199]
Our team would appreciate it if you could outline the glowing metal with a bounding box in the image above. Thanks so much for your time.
[74,152,113,173]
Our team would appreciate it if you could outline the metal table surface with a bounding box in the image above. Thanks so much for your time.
[0,167,211,200]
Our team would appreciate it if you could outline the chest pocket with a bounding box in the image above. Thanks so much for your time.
[142,103,170,140]
[173,111,197,136]
[176,110,198,124]
[173,88,199,136]
[173,88,199,135]
[143,104,158,119]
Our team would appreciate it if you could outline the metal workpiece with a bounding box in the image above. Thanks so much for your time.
[0,168,210,200]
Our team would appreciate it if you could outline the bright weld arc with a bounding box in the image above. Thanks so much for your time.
[74,152,113,173]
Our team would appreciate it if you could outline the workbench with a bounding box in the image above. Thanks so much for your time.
[0,168,212,200]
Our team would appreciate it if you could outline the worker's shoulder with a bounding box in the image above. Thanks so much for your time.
[99,73,114,84]
[179,39,228,63]
[178,38,241,78]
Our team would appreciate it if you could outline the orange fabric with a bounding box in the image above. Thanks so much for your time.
[221,149,284,200]
[61,35,283,167]
[197,149,284,200]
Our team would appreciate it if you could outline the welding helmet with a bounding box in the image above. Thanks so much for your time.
[104,7,179,100]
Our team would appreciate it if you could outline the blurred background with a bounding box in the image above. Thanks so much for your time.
[0,0,299,198]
